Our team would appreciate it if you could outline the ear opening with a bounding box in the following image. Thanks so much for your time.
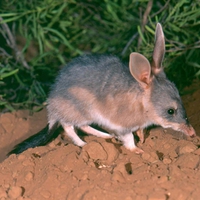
[152,23,165,74]
[129,52,151,87]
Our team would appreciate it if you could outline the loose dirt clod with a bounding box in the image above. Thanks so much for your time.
[177,143,197,154]
[0,186,7,198]
[83,141,107,160]
[7,186,23,199]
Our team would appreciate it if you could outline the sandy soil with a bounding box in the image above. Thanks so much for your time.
[0,83,200,200]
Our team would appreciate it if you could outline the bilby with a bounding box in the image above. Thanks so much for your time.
[8,23,196,155]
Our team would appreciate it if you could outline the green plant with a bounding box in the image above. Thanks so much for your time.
[0,0,200,111]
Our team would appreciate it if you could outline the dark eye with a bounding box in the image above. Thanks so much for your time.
[167,108,175,115]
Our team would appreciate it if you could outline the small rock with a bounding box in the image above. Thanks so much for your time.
[87,160,96,168]
[48,141,56,148]
[178,143,197,155]
[142,152,150,160]
[142,152,158,163]
[7,186,23,199]
[113,162,127,176]
[101,141,119,164]
[163,143,171,149]
[130,155,143,165]
[22,159,35,166]
[25,171,34,181]
[163,157,172,164]
[175,153,199,169]
[79,150,89,163]
[18,154,26,160]
[83,141,107,160]
[169,150,178,159]
[81,174,88,181]
[0,187,7,198]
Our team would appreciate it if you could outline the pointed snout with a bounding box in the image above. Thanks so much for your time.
[179,123,196,137]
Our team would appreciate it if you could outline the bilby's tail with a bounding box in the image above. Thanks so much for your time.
[8,123,59,155]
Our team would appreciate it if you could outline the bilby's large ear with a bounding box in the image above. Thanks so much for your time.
[152,23,165,74]
[129,52,151,87]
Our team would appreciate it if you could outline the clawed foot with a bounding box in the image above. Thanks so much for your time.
[131,147,144,154]
[136,129,144,143]
[124,145,144,154]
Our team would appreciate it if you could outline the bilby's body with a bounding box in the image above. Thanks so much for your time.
[9,23,196,155]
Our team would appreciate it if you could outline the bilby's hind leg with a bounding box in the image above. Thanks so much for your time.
[62,124,86,147]
[79,125,113,139]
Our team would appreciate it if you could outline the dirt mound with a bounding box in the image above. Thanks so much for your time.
[0,85,200,200]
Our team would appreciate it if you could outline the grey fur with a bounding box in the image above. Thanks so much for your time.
[47,54,142,128]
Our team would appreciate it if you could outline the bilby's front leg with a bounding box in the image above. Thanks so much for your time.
[136,129,145,143]
[118,132,144,154]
